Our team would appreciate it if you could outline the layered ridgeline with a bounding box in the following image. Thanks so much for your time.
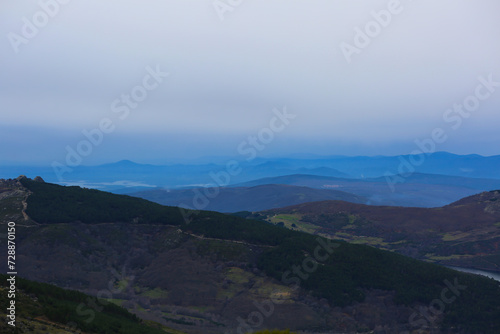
[1,177,500,333]
[130,172,500,210]
[130,184,366,213]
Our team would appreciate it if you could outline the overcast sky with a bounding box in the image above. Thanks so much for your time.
[1,0,500,165]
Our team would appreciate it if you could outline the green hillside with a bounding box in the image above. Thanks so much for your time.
[0,274,178,334]
[7,177,500,333]
[20,177,185,225]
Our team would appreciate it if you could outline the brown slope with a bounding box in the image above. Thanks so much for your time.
[260,190,500,272]
[0,177,434,333]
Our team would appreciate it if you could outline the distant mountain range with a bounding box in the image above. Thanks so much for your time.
[131,173,500,210]
[3,152,500,190]
[237,172,500,190]
[4,152,500,209]
[131,184,366,212]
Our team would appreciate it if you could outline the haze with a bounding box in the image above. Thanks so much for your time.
[1,0,500,165]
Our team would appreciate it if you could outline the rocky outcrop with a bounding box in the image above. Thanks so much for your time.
[0,176,32,223]
[33,176,45,183]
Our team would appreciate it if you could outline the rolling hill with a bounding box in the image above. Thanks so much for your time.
[252,190,500,273]
[234,173,500,207]
[128,172,500,212]
[2,176,500,333]
[130,184,366,212]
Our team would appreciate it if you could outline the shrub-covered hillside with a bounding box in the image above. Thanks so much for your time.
[0,274,175,334]
[11,177,500,333]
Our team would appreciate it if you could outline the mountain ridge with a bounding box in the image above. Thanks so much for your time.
[252,189,500,273]
[130,183,366,213]
[4,152,500,193]
[1,177,500,333]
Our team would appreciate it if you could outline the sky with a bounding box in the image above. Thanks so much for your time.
[1,0,500,166]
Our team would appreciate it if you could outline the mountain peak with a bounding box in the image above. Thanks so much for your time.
[116,159,139,165]
[33,176,45,183]
[98,160,142,168]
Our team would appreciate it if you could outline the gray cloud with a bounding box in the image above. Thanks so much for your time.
[1,0,500,165]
